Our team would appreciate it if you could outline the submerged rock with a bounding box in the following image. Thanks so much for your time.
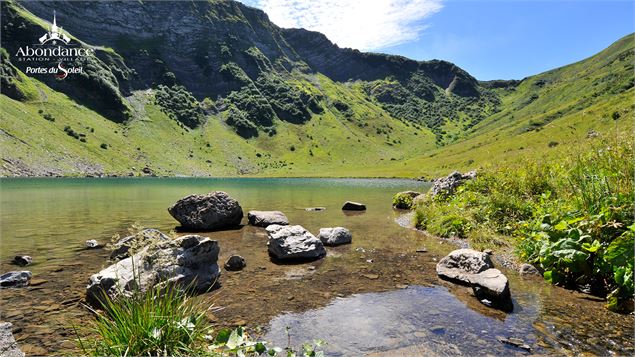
[318,227,352,246]
[437,249,512,311]
[224,255,246,271]
[11,256,32,267]
[168,191,243,231]
[266,225,326,261]
[87,235,220,306]
[498,337,531,352]
[305,207,326,211]
[0,271,32,288]
[342,201,366,211]
[84,240,101,249]
[247,210,289,227]
[0,322,24,357]
[110,229,170,260]
[430,170,477,197]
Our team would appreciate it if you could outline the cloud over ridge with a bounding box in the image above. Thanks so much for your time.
[250,0,443,50]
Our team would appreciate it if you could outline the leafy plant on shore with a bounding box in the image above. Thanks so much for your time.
[414,134,634,312]
[392,191,416,209]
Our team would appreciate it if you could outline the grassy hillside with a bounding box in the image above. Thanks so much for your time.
[375,33,634,178]
[1,0,632,180]
[0,69,440,177]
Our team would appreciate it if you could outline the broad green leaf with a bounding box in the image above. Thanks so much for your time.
[543,270,554,284]
[215,328,232,344]
[255,342,267,354]
[554,220,568,231]
[605,232,634,267]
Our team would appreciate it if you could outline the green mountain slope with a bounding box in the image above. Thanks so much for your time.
[372,33,634,178]
[0,0,632,177]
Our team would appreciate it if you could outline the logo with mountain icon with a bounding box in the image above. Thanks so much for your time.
[38,11,71,45]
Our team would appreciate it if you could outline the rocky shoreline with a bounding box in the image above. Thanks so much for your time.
[1,178,632,355]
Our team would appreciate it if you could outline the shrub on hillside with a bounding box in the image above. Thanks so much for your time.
[155,85,205,128]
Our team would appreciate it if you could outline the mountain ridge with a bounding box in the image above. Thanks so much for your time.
[0,0,632,177]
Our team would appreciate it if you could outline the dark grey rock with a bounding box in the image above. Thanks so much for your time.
[519,263,540,276]
[266,225,326,261]
[342,201,366,211]
[110,229,170,261]
[224,255,246,271]
[87,234,220,306]
[0,322,24,357]
[168,191,243,231]
[318,227,352,246]
[0,271,32,288]
[247,210,289,227]
[11,256,32,267]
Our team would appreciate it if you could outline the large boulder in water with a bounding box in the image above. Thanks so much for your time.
[168,191,243,231]
[436,249,494,283]
[266,225,326,261]
[436,249,513,311]
[318,227,352,246]
[247,210,289,227]
[86,235,220,306]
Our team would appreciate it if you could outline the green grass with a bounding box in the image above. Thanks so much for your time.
[380,33,634,178]
[79,285,211,356]
[413,133,634,312]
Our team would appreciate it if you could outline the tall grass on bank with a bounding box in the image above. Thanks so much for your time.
[79,286,211,356]
[414,134,634,312]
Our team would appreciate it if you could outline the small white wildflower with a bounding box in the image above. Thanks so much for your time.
[151,327,162,339]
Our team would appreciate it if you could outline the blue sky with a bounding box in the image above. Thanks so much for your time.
[242,0,634,80]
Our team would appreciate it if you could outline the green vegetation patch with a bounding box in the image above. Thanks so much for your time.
[154,85,205,129]
[414,134,634,312]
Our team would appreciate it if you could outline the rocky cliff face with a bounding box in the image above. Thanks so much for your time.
[3,0,496,136]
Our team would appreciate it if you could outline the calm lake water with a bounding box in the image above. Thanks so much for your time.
[0,178,633,356]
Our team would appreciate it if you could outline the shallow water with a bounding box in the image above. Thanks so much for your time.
[0,178,632,355]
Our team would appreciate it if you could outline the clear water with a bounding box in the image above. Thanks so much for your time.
[0,178,632,355]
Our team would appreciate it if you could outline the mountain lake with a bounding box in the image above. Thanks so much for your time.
[0,178,632,355]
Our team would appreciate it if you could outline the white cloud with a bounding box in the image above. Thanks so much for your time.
[249,0,443,51]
